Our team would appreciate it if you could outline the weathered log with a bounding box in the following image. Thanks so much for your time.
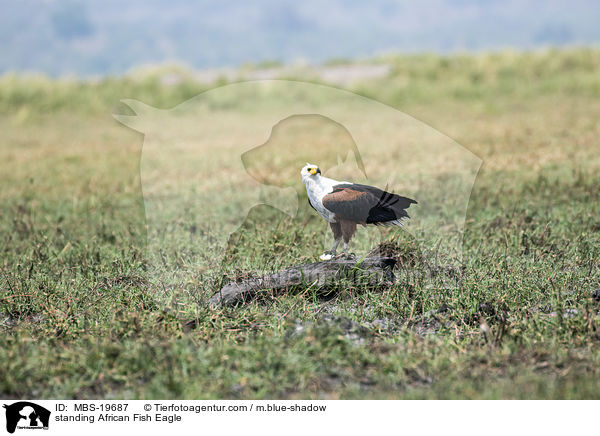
[209,254,396,307]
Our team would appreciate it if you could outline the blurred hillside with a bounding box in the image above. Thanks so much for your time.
[2,0,600,76]
[2,48,599,120]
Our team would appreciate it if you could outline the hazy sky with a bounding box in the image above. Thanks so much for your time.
[2,0,600,75]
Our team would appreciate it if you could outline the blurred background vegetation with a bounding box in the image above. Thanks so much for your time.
[2,48,600,119]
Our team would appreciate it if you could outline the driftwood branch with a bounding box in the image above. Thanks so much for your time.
[209,254,396,308]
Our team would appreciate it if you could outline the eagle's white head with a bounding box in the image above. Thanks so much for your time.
[301,163,321,181]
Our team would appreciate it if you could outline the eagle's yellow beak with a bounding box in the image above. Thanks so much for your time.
[308,168,318,175]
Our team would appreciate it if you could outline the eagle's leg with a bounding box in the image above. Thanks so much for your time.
[320,222,342,260]
[339,220,357,257]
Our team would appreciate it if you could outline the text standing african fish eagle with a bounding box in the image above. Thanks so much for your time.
[301,163,417,260]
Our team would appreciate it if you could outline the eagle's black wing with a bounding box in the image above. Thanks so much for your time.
[322,183,417,224]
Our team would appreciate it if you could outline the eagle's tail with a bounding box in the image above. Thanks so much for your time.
[372,216,408,227]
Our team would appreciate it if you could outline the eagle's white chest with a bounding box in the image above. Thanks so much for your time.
[303,177,337,223]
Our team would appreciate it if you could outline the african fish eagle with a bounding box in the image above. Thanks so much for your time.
[301,163,417,260]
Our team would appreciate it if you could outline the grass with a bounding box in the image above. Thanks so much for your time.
[1,48,599,399]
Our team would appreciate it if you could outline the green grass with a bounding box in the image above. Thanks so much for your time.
[1,48,600,399]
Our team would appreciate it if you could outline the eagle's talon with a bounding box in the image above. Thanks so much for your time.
[319,251,335,261]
